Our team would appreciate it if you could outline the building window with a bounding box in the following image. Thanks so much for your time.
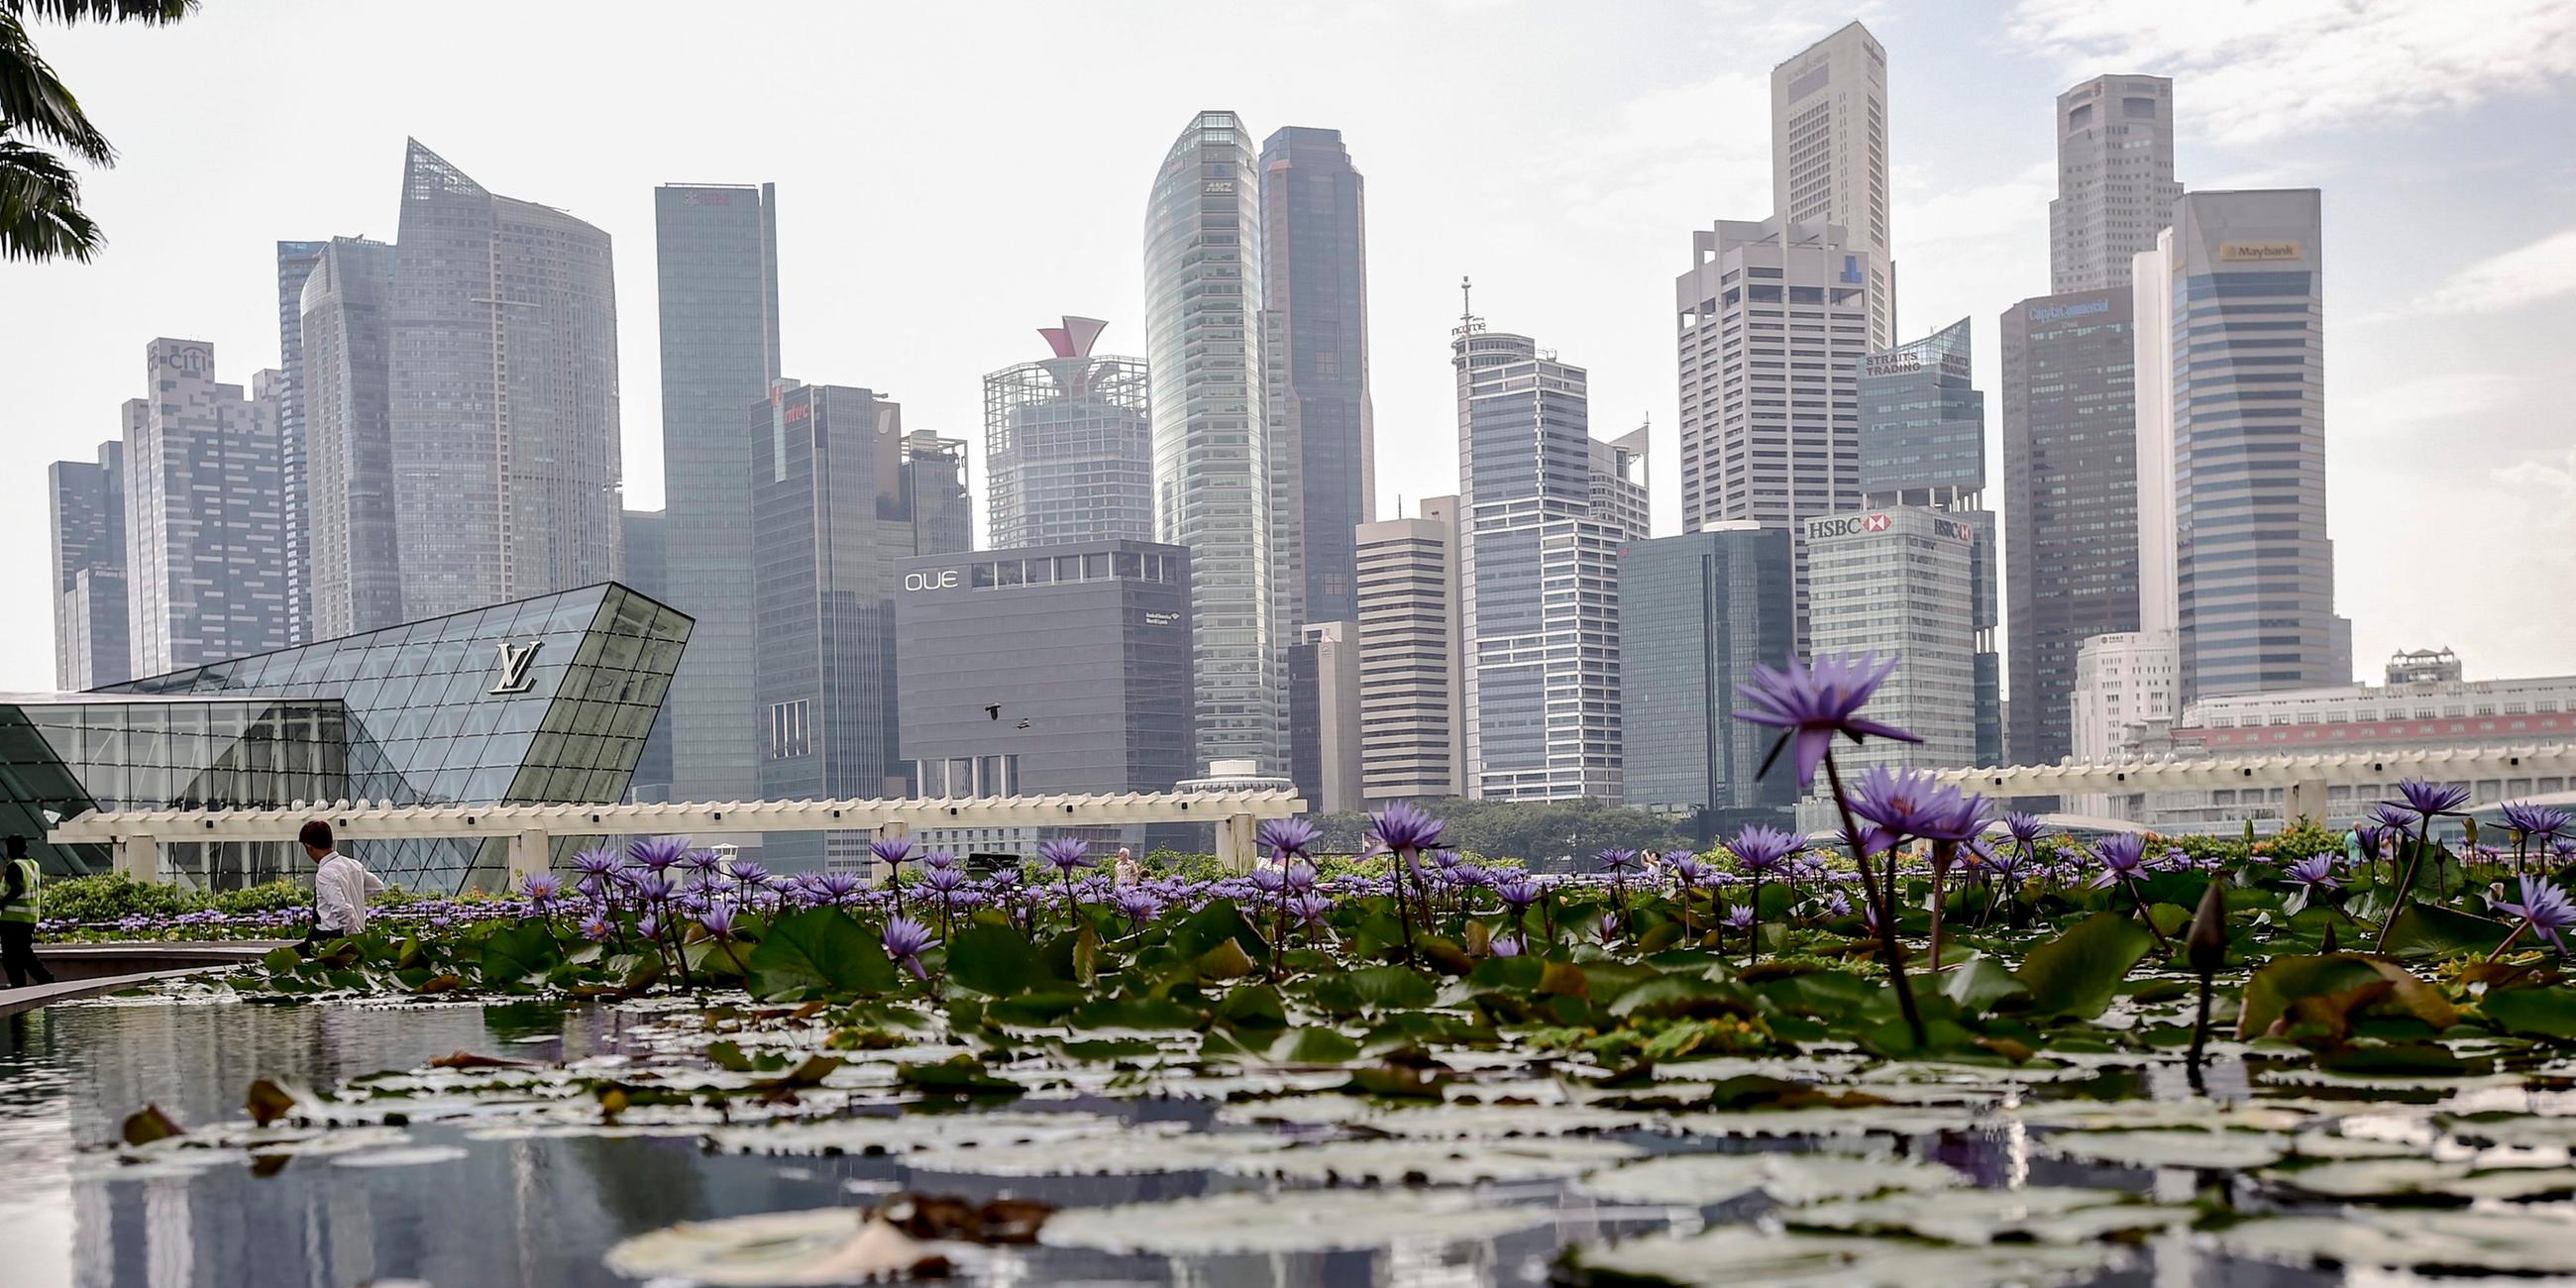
[767,699,810,759]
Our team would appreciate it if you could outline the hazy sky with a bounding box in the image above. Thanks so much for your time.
[6,0,2573,701]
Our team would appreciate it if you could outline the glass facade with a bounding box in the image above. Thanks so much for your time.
[1805,507,1984,771]
[299,237,402,639]
[1619,528,1796,835]
[1259,126,1374,632]
[1858,317,1984,500]
[85,582,692,888]
[984,332,1154,551]
[1143,111,1283,775]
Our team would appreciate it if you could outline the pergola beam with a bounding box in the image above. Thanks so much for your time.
[1929,743,2576,795]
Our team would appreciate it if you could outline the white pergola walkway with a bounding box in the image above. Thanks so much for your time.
[1928,743,2576,819]
[50,791,1310,884]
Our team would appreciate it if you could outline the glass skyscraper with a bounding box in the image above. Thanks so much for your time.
[1619,525,1796,835]
[984,317,1154,550]
[47,441,128,691]
[299,236,401,640]
[1259,126,1373,632]
[654,181,780,804]
[123,340,291,678]
[274,239,327,643]
[389,140,622,621]
[1143,111,1282,774]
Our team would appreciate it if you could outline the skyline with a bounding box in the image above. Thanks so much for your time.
[7,1,2575,700]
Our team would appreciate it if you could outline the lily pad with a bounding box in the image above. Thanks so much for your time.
[603,1207,971,1284]
[1669,1105,1981,1139]
[332,1144,471,1168]
[708,1110,1127,1156]
[1578,1150,1966,1207]
[904,1128,1276,1177]
[1214,1096,1644,1138]
[1234,1135,1642,1184]
[2032,1127,2289,1170]
[2211,1209,2576,1274]
[1563,1226,2129,1287]
[1037,1189,1556,1255]
[1787,1186,2195,1244]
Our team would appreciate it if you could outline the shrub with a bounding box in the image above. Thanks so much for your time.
[203,879,312,915]
[44,873,194,923]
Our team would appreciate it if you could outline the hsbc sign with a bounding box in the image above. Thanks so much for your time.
[1805,513,1893,541]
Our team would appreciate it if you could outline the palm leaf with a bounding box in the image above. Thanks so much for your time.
[9,2,196,25]
[1,10,114,161]
[0,133,100,261]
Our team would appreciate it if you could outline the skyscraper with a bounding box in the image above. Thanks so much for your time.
[298,236,400,640]
[1259,126,1374,633]
[1805,506,1985,770]
[1143,111,1281,774]
[751,382,905,870]
[1355,495,1462,804]
[2133,229,2180,638]
[1619,524,1795,835]
[2002,287,2142,765]
[619,507,674,804]
[1675,216,1885,645]
[1287,620,1362,814]
[984,318,1153,550]
[48,441,128,690]
[274,239,327,643]
[123,340,291,676]
[1771,21,1893,346]
[2049,75,2181,294]
[388,139,622,621]
[1857,318,2000,764]
[1455,311,1645,802]
[2154,190,2343,700]
[654,181,780,804]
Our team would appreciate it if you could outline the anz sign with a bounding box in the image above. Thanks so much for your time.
[488,641,543,696]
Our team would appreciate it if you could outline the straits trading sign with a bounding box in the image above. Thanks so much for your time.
[2219,242,2304,262]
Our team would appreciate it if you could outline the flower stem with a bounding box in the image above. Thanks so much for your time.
[2375,820,2436,953]
[1823,751,1925,1049]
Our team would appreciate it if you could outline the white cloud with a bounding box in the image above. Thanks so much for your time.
[2006,0,2576,146]
[2336,372,2521,436]
[2494,447,2576,492]
[2399,227,2576,317]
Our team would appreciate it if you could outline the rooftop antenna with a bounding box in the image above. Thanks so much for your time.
[1452,275,1483,340]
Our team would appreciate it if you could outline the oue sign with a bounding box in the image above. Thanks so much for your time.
[903,569,961,592]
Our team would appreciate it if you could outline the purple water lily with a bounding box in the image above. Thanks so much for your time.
[2089,833,2150,889]
[1258,816,1322,863]
[1728,824,1804,877]
[1733,652,1922,788]
[2494,876,2576,958]
[2285,853,2341,891]
[1844,768,1989,856]
[882,914,938,980]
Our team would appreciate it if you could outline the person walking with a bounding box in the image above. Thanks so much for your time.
[301,820,383,950]
[2,837,54,988]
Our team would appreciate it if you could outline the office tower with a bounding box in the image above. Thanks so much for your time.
[123,340,292,676]
[1259,126,1374,633]
[1288,620,1363,813]
[48,441,128,690]
[2002,287,2142,765]
[621,507,674,803]
[1676,216,1888,646]
[297,236,400,640]
[655,181,780,804]
[892,430,973,559]
[2068,627,2180,816]
[2156,190,2341,700]
[1355,495,1462,803]
[388,139,621,621]
[2132,229,2179,636]
[2050,75,2180,293]
[1804,507,1984,770]
[1455,311,1644,802]
[1142,111,1281,774]
[751,382,905,869]
[984,318,1154,549]
[1771,21,1893,346]
[1619,524,1796,836]
[274,239,326,642]
[894,539,1193,855]
[1856,317,1999,764]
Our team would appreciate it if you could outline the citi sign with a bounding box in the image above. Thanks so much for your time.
[1806,513,1894,540]
[902,569,961,592]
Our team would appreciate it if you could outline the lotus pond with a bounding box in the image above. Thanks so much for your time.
[9,781,2576,1286]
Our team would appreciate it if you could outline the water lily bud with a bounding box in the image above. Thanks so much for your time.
[2464,817,2480,850]
[2187,877,2228,976]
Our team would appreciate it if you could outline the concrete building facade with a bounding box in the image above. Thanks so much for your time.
[653,181,781,805]
[123,340,291,677]
[1142,111,1282,774]
[1288,620,1363,814]
[984,318,1154,550]
[1804,507,1983,772]
[1771,21,1893,346]
[1354,495,1462,803]
[2049,74,2181,293]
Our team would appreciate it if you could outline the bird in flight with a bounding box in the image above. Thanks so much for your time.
[985,703,1001,720]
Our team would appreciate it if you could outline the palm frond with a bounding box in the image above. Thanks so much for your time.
[8,1,196,26]
[1,11,115,161]
[0,133,101,262]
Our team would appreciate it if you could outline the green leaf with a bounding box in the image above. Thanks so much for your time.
[1265,1026,1362,1064]
[2484,987,2576,1041]
[1344,963,1438,1010]
[897,1054,1023,1097]
[2014,912,2154,1019]
[745,908,895,1002]
[2380,902,2512,960]
[1219,982,1288,1030]
[478,922,563,987]
[945,922,1049,997]
[1168,898,1267,961]
[1942,955,2031,1016]
[2235,954,2386,1038]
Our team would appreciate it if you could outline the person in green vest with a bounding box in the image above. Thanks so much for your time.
[2,836,55,988]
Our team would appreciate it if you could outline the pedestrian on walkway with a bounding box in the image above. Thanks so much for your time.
[2,836,55,988]
[300,820,383,951]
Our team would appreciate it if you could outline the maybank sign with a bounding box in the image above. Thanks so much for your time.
[2028,298,2110,324]
[2219,242,2303,263]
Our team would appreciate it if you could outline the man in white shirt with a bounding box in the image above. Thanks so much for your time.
[301,819,384,947]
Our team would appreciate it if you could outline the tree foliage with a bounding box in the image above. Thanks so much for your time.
[0,0,196,262]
